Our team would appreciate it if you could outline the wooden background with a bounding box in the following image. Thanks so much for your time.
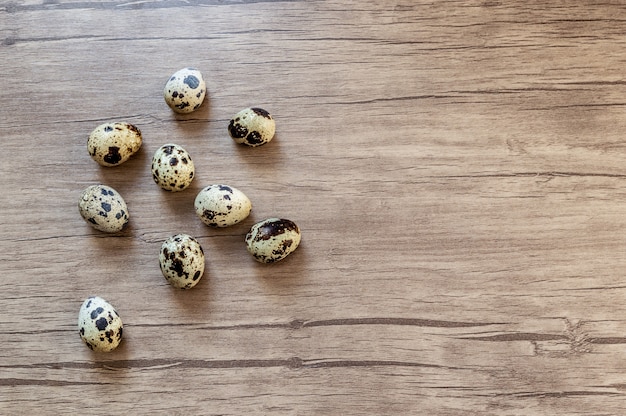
[3,0,626,414]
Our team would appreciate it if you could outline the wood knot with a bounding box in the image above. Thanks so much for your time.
[533,319,592,357]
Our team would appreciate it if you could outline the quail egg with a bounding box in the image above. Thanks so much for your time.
[78,296,123,352]
[159,234,205,289]
[245,218,301,263]
[87,122,142,167]
[151,143,195,192]
[78,184,129,233]
[228,107,276,147]
[163,67,206,113]
[194,184,251,227]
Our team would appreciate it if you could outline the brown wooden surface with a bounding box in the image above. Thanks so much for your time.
[3,0,626,414]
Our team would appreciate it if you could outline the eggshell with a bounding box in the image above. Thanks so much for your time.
[78,296,123,352]
[87,122,142,167]
[151,143,195,192]
[194,184,252,227]
[245,218,301,263]
[228,107,276,147]
[78,184,129,233]
[163,67,206,113]
[159,234,205,289]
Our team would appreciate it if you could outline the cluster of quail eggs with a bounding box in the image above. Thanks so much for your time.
[77,67,301,353]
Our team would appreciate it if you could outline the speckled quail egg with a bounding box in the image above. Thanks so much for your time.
[78,184,129,233]
[87,122,142,167]
[245,218,301,263]
[163,67,206,113]
[78,296,123,352]
[151,143,195,192]
[228,107,276,147]
[194,184,252,227]
[159,234,205,289]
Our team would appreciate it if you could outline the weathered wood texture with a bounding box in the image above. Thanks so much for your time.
[3,0,626,414]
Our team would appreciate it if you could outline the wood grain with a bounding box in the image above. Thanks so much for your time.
[3,0,626,414]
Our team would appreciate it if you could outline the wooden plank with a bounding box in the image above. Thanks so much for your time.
[3,0,626,414]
